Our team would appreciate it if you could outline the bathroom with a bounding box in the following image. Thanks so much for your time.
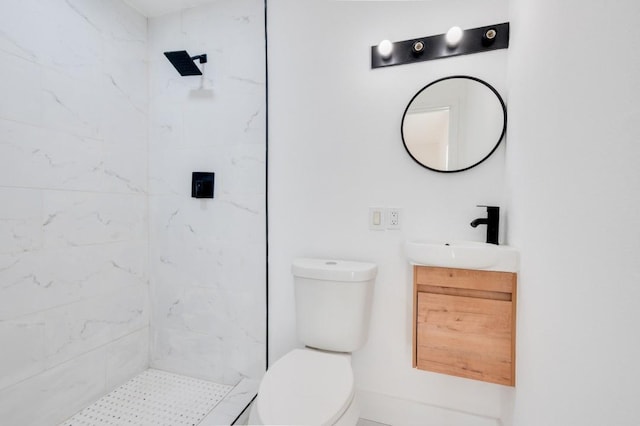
[1,0,640,425]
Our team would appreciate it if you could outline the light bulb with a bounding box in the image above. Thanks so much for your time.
[445,26,464,48]
[377,39,393,60]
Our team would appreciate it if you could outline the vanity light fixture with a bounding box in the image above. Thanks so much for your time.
[371,22,509,69]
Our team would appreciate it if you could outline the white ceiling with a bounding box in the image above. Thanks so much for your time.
[122,0,219,17]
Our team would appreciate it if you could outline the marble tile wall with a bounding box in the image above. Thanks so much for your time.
[0,0,149,424]
[148,0,266,386]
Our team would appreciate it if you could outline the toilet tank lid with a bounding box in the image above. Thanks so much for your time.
[292,258,378,282]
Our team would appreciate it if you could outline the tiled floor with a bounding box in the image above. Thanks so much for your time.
[59,369,256,426]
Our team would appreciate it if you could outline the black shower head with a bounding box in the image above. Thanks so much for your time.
[164,50,207,76]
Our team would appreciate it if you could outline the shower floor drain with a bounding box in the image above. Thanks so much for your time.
[60,369,233,426]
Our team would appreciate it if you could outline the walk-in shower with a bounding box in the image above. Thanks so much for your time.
[0,0,266,424]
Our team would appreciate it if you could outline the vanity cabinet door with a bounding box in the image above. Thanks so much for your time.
[416,291,513,385]
[412,266,517,386]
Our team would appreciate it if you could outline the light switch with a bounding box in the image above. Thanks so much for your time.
[373,210,381,225]
[369,207,385,231]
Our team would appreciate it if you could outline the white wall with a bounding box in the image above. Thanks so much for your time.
[506,0,640,424]
[0,0,149,424]
[148,0,266,385]
[268,0,512,420]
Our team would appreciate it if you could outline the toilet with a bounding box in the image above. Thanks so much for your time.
[249,258,377,425]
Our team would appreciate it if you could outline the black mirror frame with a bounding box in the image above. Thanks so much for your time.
[401,75,507,173]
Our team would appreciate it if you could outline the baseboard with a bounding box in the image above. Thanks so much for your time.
[357,388,501,426]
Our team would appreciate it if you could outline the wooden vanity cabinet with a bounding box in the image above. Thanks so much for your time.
[412,266,517,386]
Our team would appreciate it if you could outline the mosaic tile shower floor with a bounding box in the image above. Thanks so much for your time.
[60,369,233,426]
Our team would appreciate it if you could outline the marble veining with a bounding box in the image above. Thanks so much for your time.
[0,0,149,424]
[1,0,265,423]
[0,29,38,61]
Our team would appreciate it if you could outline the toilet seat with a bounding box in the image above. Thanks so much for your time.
[254,349,354,425]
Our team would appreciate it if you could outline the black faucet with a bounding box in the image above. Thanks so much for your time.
[470,205,500,245]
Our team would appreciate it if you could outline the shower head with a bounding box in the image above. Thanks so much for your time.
[164,50,207,76]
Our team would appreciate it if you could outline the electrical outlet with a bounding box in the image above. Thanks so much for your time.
[387,207,402,230]
[369,207,385,231]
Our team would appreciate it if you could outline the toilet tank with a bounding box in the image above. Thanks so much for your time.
[292,258,377,353]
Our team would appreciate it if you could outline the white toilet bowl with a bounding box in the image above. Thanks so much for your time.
[250,258,377,425]
[248,349,360,426]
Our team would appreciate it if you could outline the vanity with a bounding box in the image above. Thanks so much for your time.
[406,241,518,386]
[399,71,516,385]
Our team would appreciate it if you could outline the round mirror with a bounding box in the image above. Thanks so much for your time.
[401,76,506,173]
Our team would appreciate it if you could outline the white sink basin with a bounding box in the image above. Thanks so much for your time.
[405,240,519,272]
